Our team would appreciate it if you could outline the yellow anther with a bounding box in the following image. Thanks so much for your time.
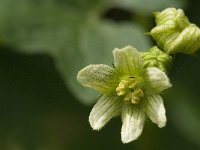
[133,88,144,97]
[131,96,140,104]
[116,78,144,104]
[129,82,137,89]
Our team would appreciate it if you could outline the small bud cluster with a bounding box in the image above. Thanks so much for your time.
[150,8,200,55]
[142,46,172,73]
[144,8,200,73]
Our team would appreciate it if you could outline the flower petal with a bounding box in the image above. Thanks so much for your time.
[145,94,166,128]
[113,46,143,76]
[89,94,122,130]
[77,64,119,94]
[145,67,172,94]
[121,104,145,143]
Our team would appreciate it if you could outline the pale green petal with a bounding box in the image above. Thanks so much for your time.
[89,95,122,130]
[145,94,166,128]
[121,104,145,143]
[113,46,143,76]
[77,64,119,94]
[145,67,172,94]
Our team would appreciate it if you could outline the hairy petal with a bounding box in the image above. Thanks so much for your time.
[121,104,145,143]
[145,94,166,128]
[89,95,122,130]
[145,67,172,94]
[77,64,119,94]
[113,46,143,76]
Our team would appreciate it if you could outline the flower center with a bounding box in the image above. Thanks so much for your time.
[116,77,144,104]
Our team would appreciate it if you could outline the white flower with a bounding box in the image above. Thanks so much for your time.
[77,46,172,143]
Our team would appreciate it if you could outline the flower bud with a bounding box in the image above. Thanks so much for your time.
[142,46,172,73]
[150,8,200,55]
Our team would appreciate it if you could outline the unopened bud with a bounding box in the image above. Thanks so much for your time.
[150,8,200,55]
[142,46,172,73]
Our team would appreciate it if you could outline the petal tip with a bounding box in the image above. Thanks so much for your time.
[158,123,166,128]
[89,113,104,131]
[146,95,167,128]
[158,115,167,128]
[113,45,137,53]
[77,65,92,85]
[121,132,140,144]
[121,105,145,144]
[146,67,172,93]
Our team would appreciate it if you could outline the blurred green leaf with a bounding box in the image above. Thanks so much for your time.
[0,0,151,105]
[112,0,187,15]
[0,0,85,54]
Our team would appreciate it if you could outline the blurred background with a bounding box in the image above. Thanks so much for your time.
[0,0,200,149]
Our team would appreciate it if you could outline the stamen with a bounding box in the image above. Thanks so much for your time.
[116,77,144,104]
[131,96,140,104]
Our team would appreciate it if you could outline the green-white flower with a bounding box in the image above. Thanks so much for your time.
[150,8,200,55]
[77,46,171,143]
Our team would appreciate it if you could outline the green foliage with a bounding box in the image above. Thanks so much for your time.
[112,0,187,15]
[0,0,152,104]
[0,0,187,104]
